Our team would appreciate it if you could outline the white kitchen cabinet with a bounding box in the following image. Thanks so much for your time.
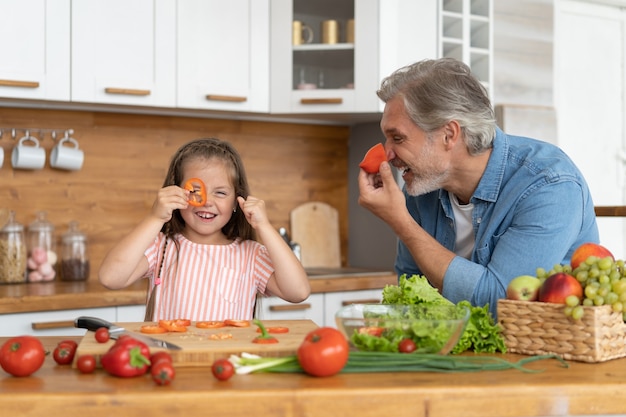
[116,305,146,322]
[1,307,115,337]
[177,0,269,113]
[439,0,492,92]
[269,0,437,115]
[257,293,324,326]
[0,0,70,101]
[259,289,383,328]
[71,0,176,107]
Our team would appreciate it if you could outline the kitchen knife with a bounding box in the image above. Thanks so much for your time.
[74,316,182,350]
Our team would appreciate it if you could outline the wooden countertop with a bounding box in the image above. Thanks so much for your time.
[1,336,626,417]
[0,271,397,314]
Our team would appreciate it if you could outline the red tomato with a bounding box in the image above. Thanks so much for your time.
[358,326,384,337]
[53,343,76,365]
[95,327,110,343]
[0,335,46,377]
[359,143,387,174]
[297,327,349,377]
[151,361,176,386]
[196,321,225,329]
[211,358,235,381]
[58,339,78,351]
[150,351,173,367]
[76,355,97,374]
[398,338,417,354]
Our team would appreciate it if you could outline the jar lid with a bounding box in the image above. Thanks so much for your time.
[1,210,24,232]
[62,221,87,243]
[28,211,54,232]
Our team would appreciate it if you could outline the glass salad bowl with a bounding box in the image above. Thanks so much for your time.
[335,304,470,355]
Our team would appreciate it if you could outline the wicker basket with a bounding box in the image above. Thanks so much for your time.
[497,299,626,363]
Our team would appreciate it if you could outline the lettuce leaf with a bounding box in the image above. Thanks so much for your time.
[382,274,506,354]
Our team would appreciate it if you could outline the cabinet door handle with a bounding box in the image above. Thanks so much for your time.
[31,320,75,330]
[300,98,343,105]
[104,87,151,96]
[341,298,380,306]
[0,79,40,88]
[269,303,312,312]
[205,94,247,103]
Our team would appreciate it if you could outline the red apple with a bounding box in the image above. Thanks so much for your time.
[506,275,542,301]
[538,272,583,304]
[570,242,614,269]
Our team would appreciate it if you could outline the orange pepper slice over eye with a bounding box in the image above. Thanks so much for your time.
[183,178,207,207]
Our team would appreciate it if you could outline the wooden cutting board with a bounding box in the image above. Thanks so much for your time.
[74,320,318,367]
[290,201,341,268]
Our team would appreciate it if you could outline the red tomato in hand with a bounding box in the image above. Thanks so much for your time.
[76,355,97,374]
[211,358,235,381]
[359,143,387,174]
[297,327,349,377]
[95,327,110,343]
[151,361,176,386]
[0,335,46,377]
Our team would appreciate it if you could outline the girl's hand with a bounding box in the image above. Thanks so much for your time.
[237,196,270,229]
[151,185,189,223]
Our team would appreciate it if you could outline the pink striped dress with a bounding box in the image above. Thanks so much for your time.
[144,233,274,321]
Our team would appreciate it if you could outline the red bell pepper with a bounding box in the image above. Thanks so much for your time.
[100,336,151,377]
[183,178,207,207]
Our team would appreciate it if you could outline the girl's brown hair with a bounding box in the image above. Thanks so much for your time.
[161,138,255,243]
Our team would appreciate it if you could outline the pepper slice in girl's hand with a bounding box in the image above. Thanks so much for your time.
[183,178,207,207]
[359,143,387,174]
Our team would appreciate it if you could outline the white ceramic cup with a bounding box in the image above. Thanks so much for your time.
[12,136,46,170]
[0,146,4,169]
[50,136,84,171]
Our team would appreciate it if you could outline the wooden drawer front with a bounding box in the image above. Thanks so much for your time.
[1,308,116,336]
[258,294,324,326]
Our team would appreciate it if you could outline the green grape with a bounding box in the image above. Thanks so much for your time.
[562,264,572,274]
[584,284,598,299]
[619,291,626,303]
[575,270,589,283]
[563,306,573,317]
[588,266,600,279]
[612,301,624,313]
[610,270,621,282]
[598,256,614,271]
[597,286,610,298]
[571,305,585,320]
[535,267,547,279]
[599,274,610,285]
[583,298,595,306]
[593,296,605,306]
[585,256,600,266]
[605,292,619,305]
[565,295,580,307]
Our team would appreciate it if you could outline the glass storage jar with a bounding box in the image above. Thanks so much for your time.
[0,211,27,284]
[26,211,57,282]
[60,221,90,281]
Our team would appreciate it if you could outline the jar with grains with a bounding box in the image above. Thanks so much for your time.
[26,211,57,282]
[0,211,27,284]
[60,221,90,282]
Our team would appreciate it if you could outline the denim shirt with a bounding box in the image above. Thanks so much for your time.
[395,128,599,317]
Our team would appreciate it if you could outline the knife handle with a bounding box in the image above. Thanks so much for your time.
[75,316,114,332]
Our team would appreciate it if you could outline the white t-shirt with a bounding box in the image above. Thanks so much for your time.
[449,191,475,260]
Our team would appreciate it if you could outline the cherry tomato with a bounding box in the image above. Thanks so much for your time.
[256,326,289,334]
[297,327,349,377]
[224,319,250,327]
[151,361,176,386]
[58,339,78,351]
[76,355,97,374]
[211,358,234,381]
[196,321,225,329]
[95,327,110,343]
[398,338,417,354]
[358,326,384,337]
[140,325,168,334]
[150,351,173,367]
[53,343,76,365]
[0,335,46,377]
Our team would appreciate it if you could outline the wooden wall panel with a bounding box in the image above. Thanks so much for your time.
[0,108,350,281]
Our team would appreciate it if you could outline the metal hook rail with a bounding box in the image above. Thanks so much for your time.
[0,127,75,142]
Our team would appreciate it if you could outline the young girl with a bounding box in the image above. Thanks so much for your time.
[99,138,310,321]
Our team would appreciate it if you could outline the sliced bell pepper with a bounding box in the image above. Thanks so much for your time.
[196,321,226,329]
[252,319,278,344]
[158,319,188,333]
[183,178,207,207]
